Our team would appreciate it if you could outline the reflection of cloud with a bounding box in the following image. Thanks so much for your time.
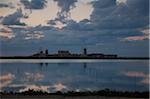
[141,78,149,85]
[0,73,15,81]
[23,72,44,82]
[0,73,15,90]
[19,85,50,92]
[53,83,67,91]
[123,71,149,85]
[9,82,67,92]
[0,80,12,90]
[24,31,44,40]
[9,84,26,88]
[123,71,148,78]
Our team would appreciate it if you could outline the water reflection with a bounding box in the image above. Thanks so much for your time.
[39,63,48,66]
[83,63,87,69]
[0,60,149,92]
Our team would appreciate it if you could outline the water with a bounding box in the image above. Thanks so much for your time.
[0,59,149,93]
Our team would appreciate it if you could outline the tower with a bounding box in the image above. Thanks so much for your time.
[40,51,43,54]
[45,49,48,55]
[83,48,87,55]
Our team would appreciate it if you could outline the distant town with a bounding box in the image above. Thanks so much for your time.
[0,48,149,59]
[31,48,118,58]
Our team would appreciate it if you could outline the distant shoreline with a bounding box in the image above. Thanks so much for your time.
[1,89,149,98]
[0,56,149,60]
[1,95,148,99]
[1,48,149,60]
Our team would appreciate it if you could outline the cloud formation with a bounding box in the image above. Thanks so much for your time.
[24,31,44,40]
[51,0,78,23]
[90,0,148,29]
[0,25,15,39]
[0,3,14,8]
[2,9,26,25]
[123,29,149,41]
[20,0,47,9]
[54,0,77,18]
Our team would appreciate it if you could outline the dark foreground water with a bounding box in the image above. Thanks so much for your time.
[0,59,149,93]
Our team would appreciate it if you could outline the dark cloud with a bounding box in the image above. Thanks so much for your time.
[0,3,9,8]
[90,0,149,29]
[54,0,77,12]
[2,9,26,25]
[62,19,94,31]
[53,0,77,22]
[52,0,148,31]
[20,0,47,9]
[91,0,116,8]
[127,0,149,16]
[0,3,14,8]
[1,25,149,57]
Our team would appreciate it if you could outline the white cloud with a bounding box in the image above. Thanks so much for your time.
[123,36,149,41]
[21,0,59,26]
[116,0,127,5]
[0,24,15,39]
[24,31,44,40]
[70,1,93,22]
[122,29,150,41]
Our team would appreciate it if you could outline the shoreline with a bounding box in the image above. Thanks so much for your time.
[1,89,149,98]
[0,58,148,64]
[0,57,149,60]
[1,95,148,99]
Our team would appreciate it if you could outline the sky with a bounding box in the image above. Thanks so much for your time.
[0,0,149,57]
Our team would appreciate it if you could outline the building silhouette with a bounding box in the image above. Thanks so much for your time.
[45,49,48,55]
[83,48,87,55]
[31,48,118,58]
[58,50,71,56]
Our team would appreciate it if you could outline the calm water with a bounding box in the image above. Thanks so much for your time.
[0,59,149,93]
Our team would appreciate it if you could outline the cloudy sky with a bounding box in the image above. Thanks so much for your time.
[0,0,149,57]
